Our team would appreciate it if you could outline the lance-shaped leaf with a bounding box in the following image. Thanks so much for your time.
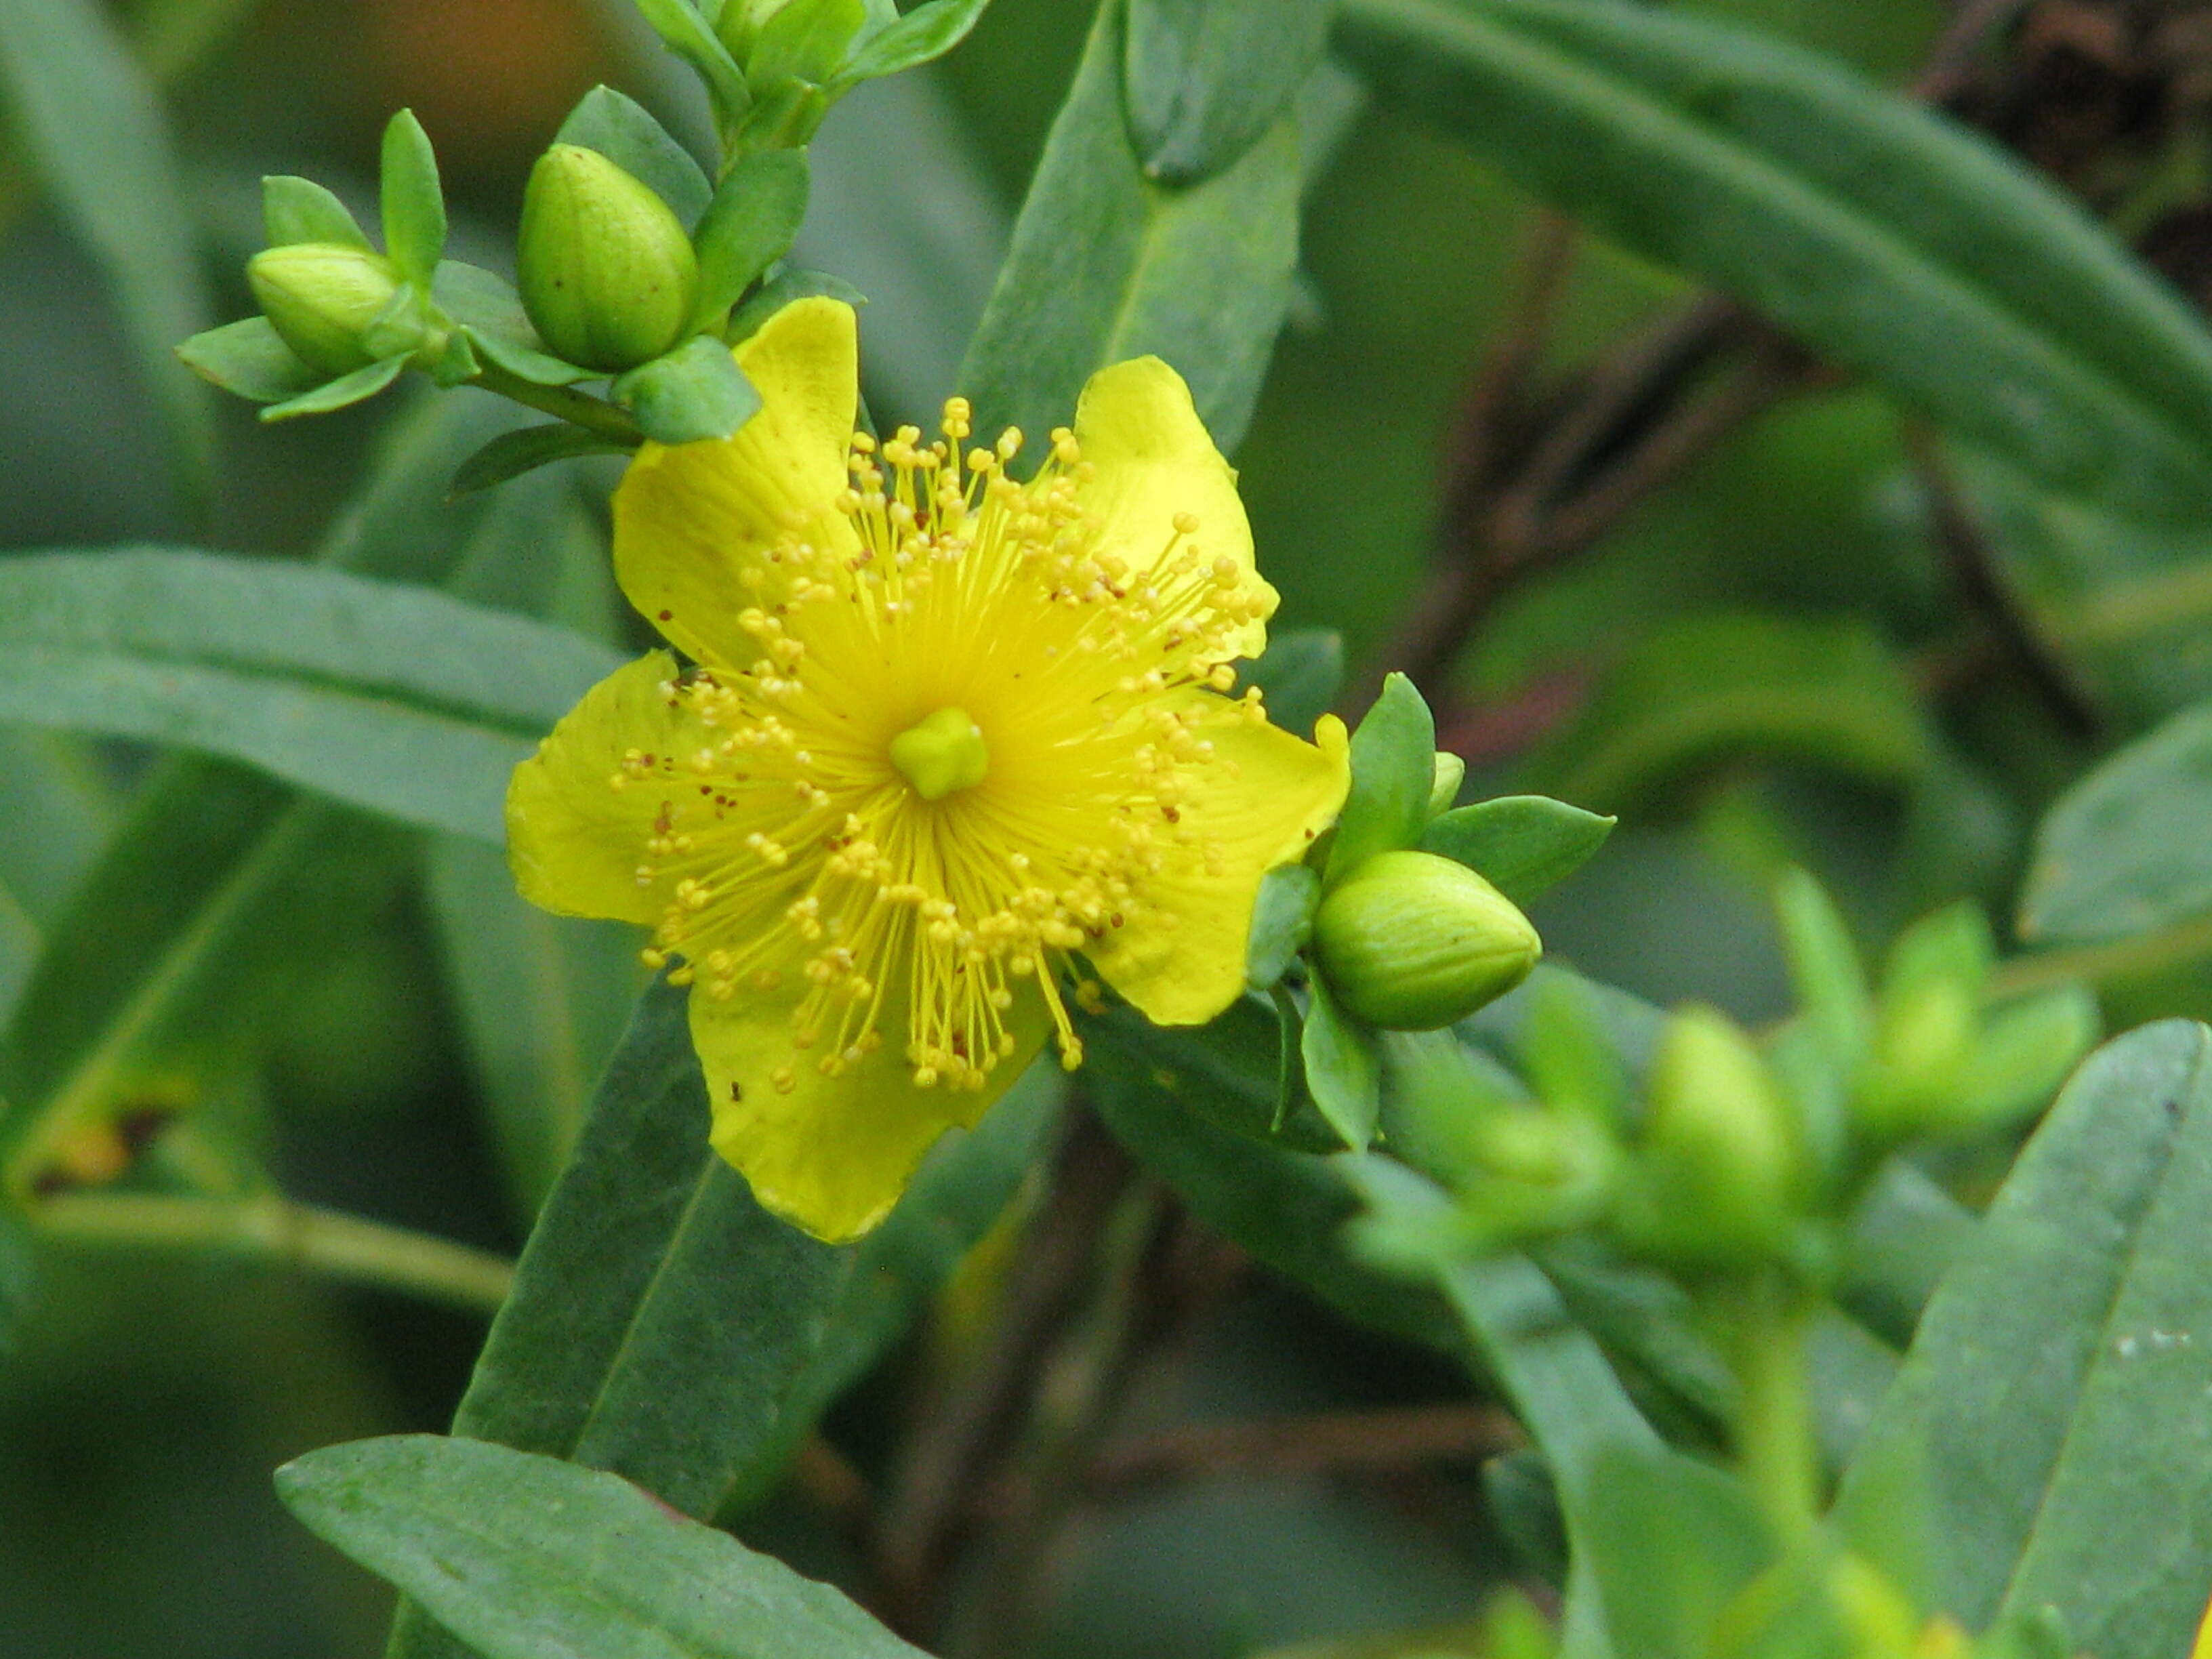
[281,1436,929,1659]
[959,0,1300,457]
[1420,796,1615,905]
[556,83,712,229]
[0,0,213,489]
[1334,0,2212,523]
[1124,0,1331,184]
[1835,1020,2212,1657]
[0,548,623,842]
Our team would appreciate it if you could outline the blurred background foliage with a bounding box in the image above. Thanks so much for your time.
[5,0,2208,1653]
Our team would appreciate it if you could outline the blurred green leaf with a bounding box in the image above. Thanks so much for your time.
[634,0,751,131]
[449,423,634,499]
[1835,1020,2212,1656]
[834,0,992,88]
[2020,699,2212,944]
[1837,1160,1975,1351]
[261,174,368,250]
[1420,796,1616,906]
[1334,0,2212,522]
[282,1436,928,1659]
[1525,613,1931,813]
[1124,0,1330,184]
[750,0,865,87]
[176,316,322,403]
[0,547,621,842]
[1246,863,1321,991]
[379,110,446,289]
[1083,991,1340,1155]
[556,83,713,229]
[960,0,1299,457]
[1580,1441,1769,1659]
[613,335,763,444]
[464,325,597,389]
[1303,971,1381,1148]
[691,149,811,331]
[1327,672,1435,885]
[0,727,116,940]
[727,266,867,344]
[260,352,408,422]
[0,0,213,489]
[1241,626,1345,740]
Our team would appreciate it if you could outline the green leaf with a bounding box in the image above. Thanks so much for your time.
[1774,866,1872,1067]
[556,83,713,229]
[1420,795,1616,905]
[2020,699,2212,944]
[634,0,751,129]
[1246,863,1320,990]
[260,352,409,421]
[1838,1160,1976,1350]
[750,0,865,87]
[1835,1021,2212,1656]
[0,547,621,842]
[726,268,868,344]
[1124,0,1331,184]
[1083,991,1340,1155]
[261,173,369,249]
[613,335,764,445]
[1326,672,1435,886]
[449,424,634,499]
[380,109,447,287]
[1088,1040,1458,1352]
[1334,0,2212,523]
[0,0,213,490]
[462,325,596,389]
[1525,613,1931,813]
[175,316,322,404]
[690,149,811,331]
[834,0,992,87]
[430,263,534,345]
[1580,1441,1770,1659]
[958,0,1300,457]
[1303,971,1381,1149]
[281,1437,929,1659]
[1239,626,1344,740]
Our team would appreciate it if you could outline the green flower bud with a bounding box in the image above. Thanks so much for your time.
[1620,1006,1798,1268]
[1313,850,1542,1030]
[716,0,791,60]
[518,144,699,374]
[1855,977,1976,1141]
[246,242,405,376]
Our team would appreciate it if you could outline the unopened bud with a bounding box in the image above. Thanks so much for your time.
[1428,751,1466,818]
[1855,978,1976,1141]
[247,243,405,375]
[518,144,699,373]
[1313,850,1541,1030]
[1619,1006,1797,1267]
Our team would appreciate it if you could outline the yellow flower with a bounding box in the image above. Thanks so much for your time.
[507,298,1349,1241]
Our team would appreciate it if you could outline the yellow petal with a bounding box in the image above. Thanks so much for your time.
[1071,356,1275,659]
[695,966,1053,1242]
[611,297,861,667]
[1089,705,1350,1025]
[506,650,687,924]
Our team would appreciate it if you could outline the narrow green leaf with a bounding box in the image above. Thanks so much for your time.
[1238,626,1344,740]
[1302,972,1380,1149]
[1420,795,1616,905]
[281,1437,929,1659]
[1838,1160,1976,1350]
[2020,699,2212,943]
[262,173,369,249]
[750,0,865,87]
[833,0,991,87]
[1125,0,1331,184]
[1245,863,1320,990]
[176,316,322,404]
[1326,671,1435,886]
[1524,613,1931,812]
[691,150,811,331]
[260,352,409,422]
[1836,1021,2212,1656]
[633,0,751,127]
[1084,989,1340,1156]
[1580,1441,1771,1659]
[556,83,712,228]
[1774,866,1872,1067]
[1334,0,2212,521]
[378,109,446,287]
[431,263,534,346]
[462,325,596,389]
[959,0,1299,457]
[613,335,763,444]
[449,424,634,499]
[0,548,621,842]
[0,0,213,489]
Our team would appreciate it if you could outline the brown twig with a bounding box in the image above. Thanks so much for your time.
[1912,0,2039,102]
[1087,1401,1524,1496]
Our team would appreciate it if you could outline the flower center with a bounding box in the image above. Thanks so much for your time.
[888,706,989,801]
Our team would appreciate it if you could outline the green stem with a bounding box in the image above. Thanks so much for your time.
[1994,912,2212,999]
[1716,1271,1821,1543]
[472,362,643,445]
[28,1191,514,1315]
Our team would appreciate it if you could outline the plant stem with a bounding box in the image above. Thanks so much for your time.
[1715,1270,1821,1543]
[28,1191,514,1315]
[472,363,643,445]
[1994,913,2212,999]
